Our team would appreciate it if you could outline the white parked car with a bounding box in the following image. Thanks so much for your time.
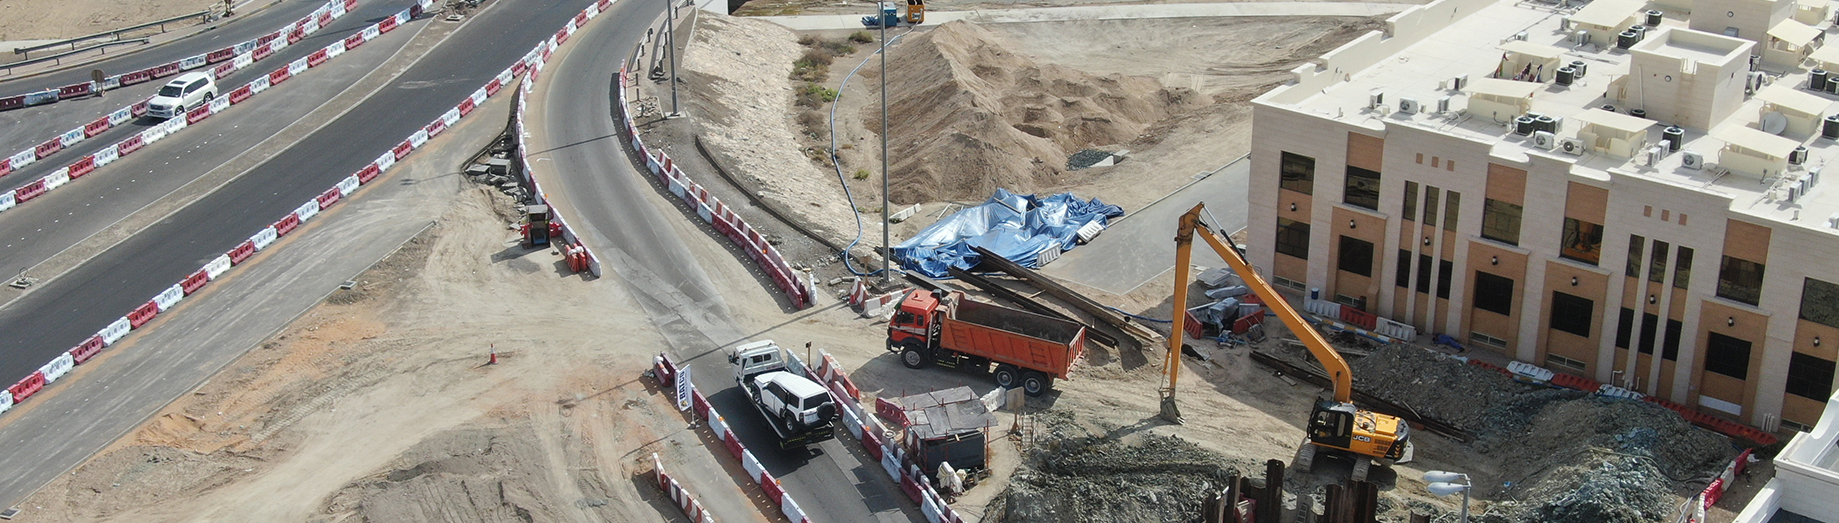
[146,72,217,119]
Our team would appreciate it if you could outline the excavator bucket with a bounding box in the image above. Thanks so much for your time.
[1159,388,1183,424]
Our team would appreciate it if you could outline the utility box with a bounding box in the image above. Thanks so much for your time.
[524,204,551,248]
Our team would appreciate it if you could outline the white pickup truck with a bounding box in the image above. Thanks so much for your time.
[730,340,838,449]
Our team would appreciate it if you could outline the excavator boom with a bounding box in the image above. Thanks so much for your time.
[1167,203,1352,404]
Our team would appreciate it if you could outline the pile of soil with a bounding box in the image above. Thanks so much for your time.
[321,427,569,522]
[1344,345,1735,523]
[876,21,1204,204]
[995,413,1250,523]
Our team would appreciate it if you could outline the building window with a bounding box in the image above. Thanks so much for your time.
[1416,254,1432,294]
[1648,240,1670,283]
[1662,319,1682,361]
[1401,181,1419,222]
[1338,236,1374,277]
[1638,312,1659,354]
[1437,259,1453,300]
[1395,250,1412,288]
[1786,352,1835,400]
[1625,235,1646,278]
[1615,308,1635,349]
[1673,247,1693,289]
[1344,166,1381,210]
[1473,271,1514,315]
[1280,152,1315,195]
[1480,198,1522,245]
[1546,354,1587,372]
[1275,218,1310,260]
[1800,278,1839,329]
[1470,331,1508,349]
[1716,256,1766,306]
[1423,187,1440,224]
[1443,191,1461,232]
[1549,292,1594,337]
[1705,332,1752,380]
[1560,218,1603,265]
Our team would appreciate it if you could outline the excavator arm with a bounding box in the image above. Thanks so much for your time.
[1163,203,1352,423]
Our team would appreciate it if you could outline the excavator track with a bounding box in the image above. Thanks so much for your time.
[1293,437,1317,473]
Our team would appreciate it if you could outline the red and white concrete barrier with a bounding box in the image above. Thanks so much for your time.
[0,0,375,213]
[653,453,718,523]
[805,352,968,523]
[614,63,816,308]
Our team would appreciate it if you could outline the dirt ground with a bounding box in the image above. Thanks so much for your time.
[11,185,754,522]
[679,12,1378,271]
[0,0,221,42]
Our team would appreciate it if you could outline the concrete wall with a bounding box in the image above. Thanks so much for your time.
[1261,0,1496,105]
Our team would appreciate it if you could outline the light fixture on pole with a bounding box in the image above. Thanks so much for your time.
[1423,470,1471,523]
[878,2,890,284]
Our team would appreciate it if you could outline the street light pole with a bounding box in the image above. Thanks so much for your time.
[878,5,890,284]
[1424,471,1472,523]
[665,0,680,116]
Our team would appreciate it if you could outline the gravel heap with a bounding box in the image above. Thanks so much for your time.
[1066,149,1114,170]
[1340,345,1736,523]
[999,431,1243,523]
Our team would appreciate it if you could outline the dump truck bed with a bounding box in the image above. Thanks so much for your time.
[941,299,1086,379]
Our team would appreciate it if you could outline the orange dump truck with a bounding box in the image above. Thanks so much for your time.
[887,289,1086,396]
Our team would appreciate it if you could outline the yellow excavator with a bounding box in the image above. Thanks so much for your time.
[1161,203,1411,481]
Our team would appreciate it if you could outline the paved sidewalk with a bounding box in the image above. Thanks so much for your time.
[757,1,1408,31]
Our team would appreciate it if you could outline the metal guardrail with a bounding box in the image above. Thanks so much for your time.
[13,9,213,58]
[2,38,149,75]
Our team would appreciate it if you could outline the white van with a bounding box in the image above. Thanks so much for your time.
[146,72,217,119]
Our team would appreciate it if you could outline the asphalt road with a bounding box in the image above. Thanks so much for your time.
[0,7,423,285]
[0,0,419,196]
[1042,156,1249,295]
[0,0,594,391]
[528,6,916,522]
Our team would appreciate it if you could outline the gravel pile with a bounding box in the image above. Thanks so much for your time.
[1066,149,1113,170]
[1348,344,1531,427]
[998,430,1244,523]
[1337,344,1736,523]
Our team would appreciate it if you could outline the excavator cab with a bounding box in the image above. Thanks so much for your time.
[1307,399,1357,449]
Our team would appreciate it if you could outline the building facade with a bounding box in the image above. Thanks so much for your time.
[1248,0,1839,432]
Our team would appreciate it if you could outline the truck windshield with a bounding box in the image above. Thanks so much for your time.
[158,85,185,97]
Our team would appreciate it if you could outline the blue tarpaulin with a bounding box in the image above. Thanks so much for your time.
[892,189,1123,278]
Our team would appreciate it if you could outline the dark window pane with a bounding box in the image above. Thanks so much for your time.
[1800,278,1839,329]
[1716,256,1766,306]
[1674,248,1694,289]
[1549,292,1594,337]
[1416,254,1432,294]
[1473,271,1515,315]
[1786,352,1837,400]
[1275,218,1311,260]
[1338,236,1374,277]
[1423,188,1440,224]
[1704,332,1752,379]
[1281,152,1315,194]
[1437,260,1453,300]
[1638,313,1659,354]
[1443,191,1461,232]
[1626,235,1646,277]
[1560,218,1603,265]
[1480,198,1522,245]
[1402,181,1419,222]
[1344,166,1381,210]
[1615,308,1634,349]
[1395,250,1412,288]
[1662,319,1682,361]
[1649,240,1670,283]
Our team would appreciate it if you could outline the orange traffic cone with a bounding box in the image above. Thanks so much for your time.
[488,343,498,365]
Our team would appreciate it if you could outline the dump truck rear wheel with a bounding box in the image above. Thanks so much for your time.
[1021,371,1049,396]
[900,345,928,369]
[994,365,1019,388]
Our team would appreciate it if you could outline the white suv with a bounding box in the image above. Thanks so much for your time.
[146,72,217,119]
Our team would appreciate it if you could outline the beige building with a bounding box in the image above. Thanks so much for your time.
[1249,0,1839,434]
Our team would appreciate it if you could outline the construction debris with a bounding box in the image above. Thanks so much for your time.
[994,412,1253,523]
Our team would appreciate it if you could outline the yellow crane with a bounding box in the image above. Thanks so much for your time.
[1161,203,1411,481]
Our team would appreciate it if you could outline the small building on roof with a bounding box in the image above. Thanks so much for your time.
[1465,77,1541,123]
[1716,125,1802,179]
[1575,108,1656,158]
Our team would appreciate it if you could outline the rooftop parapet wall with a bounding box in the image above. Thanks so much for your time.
[1260,0,1496,106]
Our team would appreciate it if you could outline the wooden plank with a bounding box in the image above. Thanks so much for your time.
[970,246,1164,346]
[948,266,1119,347]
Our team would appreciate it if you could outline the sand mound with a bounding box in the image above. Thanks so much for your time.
[877,21,1204,204]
